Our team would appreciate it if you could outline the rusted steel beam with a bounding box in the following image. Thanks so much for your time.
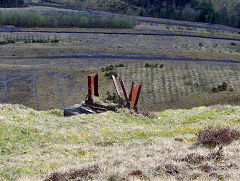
[129,82,134,102]
[119,77,129,104]
[88,74,99,101]
[112,75,123,105]
[129,82,142,109]
[94,74,99,96]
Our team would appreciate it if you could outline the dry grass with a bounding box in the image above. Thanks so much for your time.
[0,104,240,180]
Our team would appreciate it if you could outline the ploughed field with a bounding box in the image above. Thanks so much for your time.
[0,30,240,111]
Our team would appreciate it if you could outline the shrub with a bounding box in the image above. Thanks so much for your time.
[7,39,15,43]
[145,63,159,68]
[211,87,218,93]
[139,111,157,119]
[221,82,228,91]
[159,64,164,68]
[0,40,8,44]
[199,42,203,47]
[104,65,114,71]
[111,17,136,29]
[218,85,224,91]
[50,39,59,43]
[104,71,118,79]
[106,92,118,103]
[231,42,237,46]
[197,126,240,148]
[115,64,125,68]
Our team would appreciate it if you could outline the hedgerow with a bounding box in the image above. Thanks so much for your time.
[0,11,136,28]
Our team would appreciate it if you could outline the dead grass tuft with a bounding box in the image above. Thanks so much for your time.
[164,164,179,176]
[108,174,125,181]
[45,165,100,181]
[179,148,224,165]
[128,170,148,179]
[196,126,240,148]
[181,153,206,164]
[139,111,157,119]
[95,141,115,147]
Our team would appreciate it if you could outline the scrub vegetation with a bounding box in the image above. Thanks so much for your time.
[39,0,240,28]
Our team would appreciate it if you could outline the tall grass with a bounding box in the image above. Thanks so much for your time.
[0,11,136,28]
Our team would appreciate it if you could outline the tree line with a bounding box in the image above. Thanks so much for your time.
[0,0,24,7]
[126,0,240,28]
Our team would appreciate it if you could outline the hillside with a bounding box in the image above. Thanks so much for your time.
[0,104,239,180]
[36,0,240,28]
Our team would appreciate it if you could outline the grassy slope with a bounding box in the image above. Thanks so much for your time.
[73,0,240,14]
[201,0,240,12]
[0,104,239,180]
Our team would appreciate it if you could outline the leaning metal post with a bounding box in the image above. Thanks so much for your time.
[112,75,123,105]
[119,77,129,105]
[129,82,142,109]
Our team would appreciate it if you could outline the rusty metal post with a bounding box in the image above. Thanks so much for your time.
[119,77,129,104]
[112,75,123,105]
[129,82,142,109]
[94,74,99,96]
[129,82,134,102]
[88,75,94,100]
[88,74,99,101]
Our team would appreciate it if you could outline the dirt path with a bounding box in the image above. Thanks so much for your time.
[20,30,240,42]
[0,55,239,67]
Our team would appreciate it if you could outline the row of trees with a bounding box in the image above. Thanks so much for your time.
[0,11,136,28]
[0,0,24,7]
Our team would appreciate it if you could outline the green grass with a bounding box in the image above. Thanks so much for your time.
[0,104,240,180]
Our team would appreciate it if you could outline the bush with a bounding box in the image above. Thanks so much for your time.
[104,65,114,71]
[50,39,59,43]
[0,40,8,44]
[222,82,228,91]
[218,85,224,91]
[106,92,118,103]
[199,42,203,47]
[115,64,125,68]
[211,87,218,93]
[145,63,159,68]
[231,42,237,46]
[139,8,144,16]
[104,71,118,79]
[7,39,15,43]
[197,126,240,148]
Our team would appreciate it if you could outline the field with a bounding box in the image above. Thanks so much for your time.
[0,26,240,111]
[0,3,240,181]
[0,104,239,180]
